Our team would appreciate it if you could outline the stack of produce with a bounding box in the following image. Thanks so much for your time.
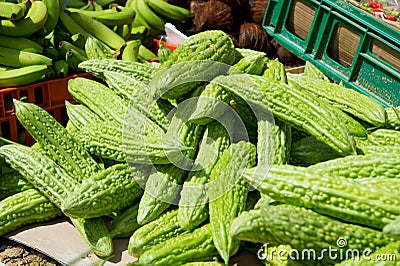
[0,0,193,88]
[0,30,400,265]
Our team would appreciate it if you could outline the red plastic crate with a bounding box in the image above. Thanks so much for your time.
[0,72,93,146]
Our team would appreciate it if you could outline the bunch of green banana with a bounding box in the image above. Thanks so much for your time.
[126,0,193,35]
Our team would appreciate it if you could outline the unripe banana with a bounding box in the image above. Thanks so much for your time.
[0,65,49,88]
[53,59,69,77]
[146,0,193,22]
[37,0,61,36]
[0,1,48,37]
[96,6,135,26]
[92,0,103,11]
[122,39,140,62]
[59,11,90,42]
[0,35,43,53]
[65,7,116,18]
[65,49,87,71]
[58,40,87,58]
[66,0,86,8]
[94,0,118,6]
[138,44,157,61]
[0,2,25,21]
[51,30,71,47]
[70,33,86,49]
[80,1,95,11]
[135,0,165,34]
[69,12,126,50]
[43,46,63,60]
[0,46,52,67]
[115,23,132,40]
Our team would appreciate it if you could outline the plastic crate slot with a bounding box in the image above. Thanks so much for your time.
[3,94,13,112]
[327,23,360,68]
[19,90,28,102]
[16,120,27,145]
[34,86,44,105]
[60,107,68,127]
[286,0,315,41]
[0,121,11,139]
[370,39,400,72]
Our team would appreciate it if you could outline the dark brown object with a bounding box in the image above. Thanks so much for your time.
[165,0,191,9]
[251,0,269,24]
[271,40,304,66]
[238,22,271,52]
[190,0,235,33]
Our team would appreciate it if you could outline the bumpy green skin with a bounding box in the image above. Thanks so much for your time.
[290,136,340,166]
[244,165,400,229]
[288,80,368,139]
[109,202,140,238]
[0,144,77,207]
[178,121,231,230]
[128,209,187,257]
[263,59,287,83]
[157,41,171,63]
[62,164,146,218]
[212,74,357,156]
[132,224,218,266]
[162,30,236,67]
[79,115,185,164]
[0,189,62,236]
[257,117,291,168]
[137,165,185,225]
[209,141,257,264]
[71,217,114,258]
[230,205,394,264]
[85,36,114,60]
[68,77,127,124]
[337,241,400,265]
[155,30,236,100]
[303,61,330,81]
[0,171,33,200]
[78,59,156,81]
[103,71,173,130]
[368,129,400,146]
[235,48,267,59]
[386,107,400,130]
[65,101,103,129]
[288,75,387,127]
[188,83,231,125]
[14,100,102,182]
[308,152,400,179]
[228,54,266,76]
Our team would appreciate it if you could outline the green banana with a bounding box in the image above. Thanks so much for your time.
[94,0,118,6]
[138,44,157,61]
[43,46,63,60]
[0,1,26,21]
[80,0,95,11]
[0,65,48,88]
[37,0,61,36]
[0,1,48,37]
[96,6,135,26]
[59,11,90,39]
[70,32,86,48]
[58,40,87,58]
[85,35,114,60]
[146,0,193,22]
[0,35,43,53]
[51,30,71,47]
[53,59,69,77]
[122,39,140,62]
[69,12,126,50]
[0,46,52,68]
[65,7,116,18]
[92,0,103,11]
[65,48,87,71]
[115,23,132,40]
[135,0,165,33]
[66,0,87,8]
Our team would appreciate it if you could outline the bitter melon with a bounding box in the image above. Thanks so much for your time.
[0,171,33,200]
[109,202,140,239]
[244,165,400,229]
[212,74,357,156]
[209,141,256,264]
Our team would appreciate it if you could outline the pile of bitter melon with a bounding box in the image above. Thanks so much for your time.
[1,30,400,265]
[0,0,192,88]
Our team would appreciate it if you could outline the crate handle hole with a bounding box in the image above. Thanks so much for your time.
[370,40,400,72]
[3,94,13,112]
[286,0,315,41]
[34,86,44,105]
[327,23,360,68]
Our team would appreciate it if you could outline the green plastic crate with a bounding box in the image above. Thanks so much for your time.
[263,0,400,107]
